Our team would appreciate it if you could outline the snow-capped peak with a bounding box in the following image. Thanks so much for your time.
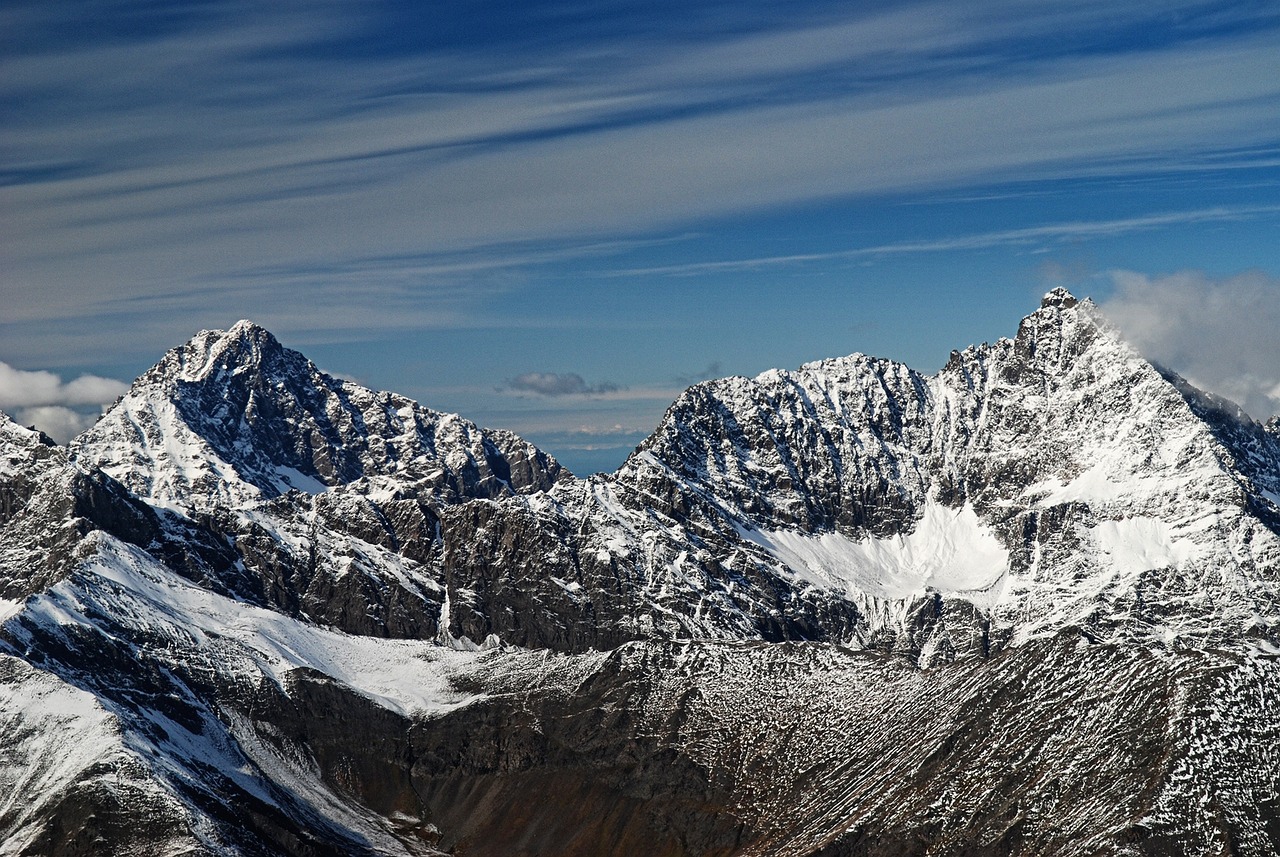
[156,319,290,384]
[71,323,567,509]
[614,291,1280,650]
[1039,286,1080,309]
[5,290,1280,856]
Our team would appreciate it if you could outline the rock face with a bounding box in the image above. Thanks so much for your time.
[435,288,1280,658]
[0,290,1278,856]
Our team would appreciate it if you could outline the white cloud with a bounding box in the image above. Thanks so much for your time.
[61,373,130,405]
[1101,270,1280,419]
[0,365,62,410]
[0,361,127,442]
[0,361,128,410]
[14,405,99,444]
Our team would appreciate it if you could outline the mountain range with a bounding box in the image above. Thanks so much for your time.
[1,289,1278,856]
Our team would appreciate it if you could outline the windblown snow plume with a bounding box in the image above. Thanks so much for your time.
[1103,269,1280,419]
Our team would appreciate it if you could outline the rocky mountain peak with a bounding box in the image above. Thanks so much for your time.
[601,290,1280,653]
[72,323,567,509]
[1005,288,1109,375]
[0,411,55,461]
[1,412,66,525]
[135,318,291,388]
[1039,286,1079,309]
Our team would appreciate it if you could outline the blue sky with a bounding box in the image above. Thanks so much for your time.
[3,0,1280,471]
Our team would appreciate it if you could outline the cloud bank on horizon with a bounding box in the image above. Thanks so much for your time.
[0,362,129,442]
[4,0,1280,466]
[507,372,622,397]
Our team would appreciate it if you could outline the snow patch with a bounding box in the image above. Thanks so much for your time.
[33,535,485,717]
[742,501,1008,601]
[1091,517,1205,575]
[1028,463,1149,505]
[0,598,23,625]
[273,466,329,494]
[0,657,161,851]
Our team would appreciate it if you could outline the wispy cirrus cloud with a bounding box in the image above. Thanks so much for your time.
[599,205,1280,277]
[5,0,1280,337]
